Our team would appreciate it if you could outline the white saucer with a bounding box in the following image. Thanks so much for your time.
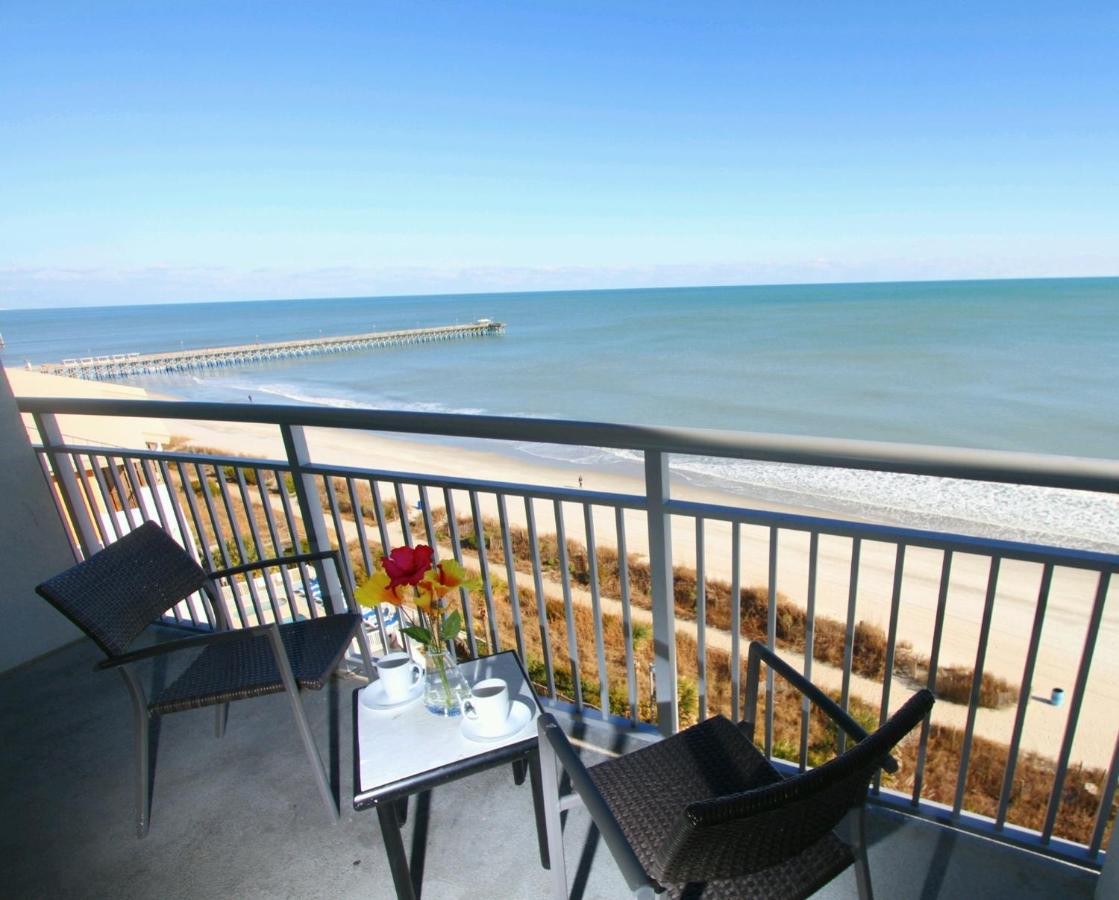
[460,699,535,743]
[360,678,424,711]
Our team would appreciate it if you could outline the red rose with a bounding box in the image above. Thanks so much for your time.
[381,544,435,589]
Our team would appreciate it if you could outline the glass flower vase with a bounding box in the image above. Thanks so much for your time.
[423,643,469,717]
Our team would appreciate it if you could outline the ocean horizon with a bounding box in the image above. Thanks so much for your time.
[3,276,1117,550]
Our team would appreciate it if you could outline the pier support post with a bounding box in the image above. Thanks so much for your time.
[644,449,678,736]
[280,424,345,614]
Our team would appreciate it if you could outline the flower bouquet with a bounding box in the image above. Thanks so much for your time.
[355,544,480,716]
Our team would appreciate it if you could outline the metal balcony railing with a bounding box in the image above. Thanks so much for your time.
[16,396,1119,875]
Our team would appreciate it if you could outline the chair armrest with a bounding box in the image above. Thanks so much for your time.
[537,714,661,895]
[206,549,340,582]
[744,641,898,774]
[95,623,275,670]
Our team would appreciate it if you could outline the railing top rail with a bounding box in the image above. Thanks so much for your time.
[18,396,1119,495]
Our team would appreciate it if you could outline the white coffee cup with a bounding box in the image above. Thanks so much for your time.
[463,678,511,735]
[375,652,421,702]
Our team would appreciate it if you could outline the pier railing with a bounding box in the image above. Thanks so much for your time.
[37,320,505,381]
[16,396,1119,872]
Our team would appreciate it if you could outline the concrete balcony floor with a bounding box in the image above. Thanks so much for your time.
[0,632,1100,899]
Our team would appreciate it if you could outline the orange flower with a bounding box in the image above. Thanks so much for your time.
[419,558,479,604]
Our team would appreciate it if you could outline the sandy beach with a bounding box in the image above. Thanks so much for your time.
[167,411,1117,770]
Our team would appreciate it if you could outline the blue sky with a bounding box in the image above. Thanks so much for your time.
[2,2,1117,307]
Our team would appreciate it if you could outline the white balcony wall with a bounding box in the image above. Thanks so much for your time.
[0,369,78,672]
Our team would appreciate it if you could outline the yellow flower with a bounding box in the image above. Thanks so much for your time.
[354,569,405,608]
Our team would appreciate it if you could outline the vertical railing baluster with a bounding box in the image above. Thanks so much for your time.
[765,526,778,758]
[526,497,555,699]
[214,463,265,624]
[695,518,707,722]
[175,462,217,570]
[135,458,185,625]
[554,500,582,710]
[444,490,478,657]
[369,479,392,559]
[873,543,907,793]
[256,468,299,623]
[37,453,80,558]
[394,481,413,547]
[32,412,100,556]
[163,461,211,631]
[138,459,172,534]
[952,556,1001,819]
[254,468,282,557]
[121,457,154,525]
[89,455,123,541]
[799,531,819,772]
[349,478,375,575]
[584,503,609,719]
[100,456,134,535]
[913,550,953,804]
[644,449,677,735]
[616,507,637,724]
[996,563,1054,828]
[1041,572,1111,842]
[1089,730,1119,857]
[132,456,186,626]
[418,485,437,548]
[236,467,281,623]
[497,494,526,664]
[197,463,251,628]
[731,522,742,721]
[323,475,355,585]
[348,478,388,651]
[469,490,500,655]
[74,453,112,549]
[839,538,861,753]
[105,454,141,530]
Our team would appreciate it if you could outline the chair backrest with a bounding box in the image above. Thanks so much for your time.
[655,689,935,883]
[36,521,208,658]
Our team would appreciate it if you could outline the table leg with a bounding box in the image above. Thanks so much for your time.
[512,758,527,785]
[377,802,417,900]
[528,749,551,870]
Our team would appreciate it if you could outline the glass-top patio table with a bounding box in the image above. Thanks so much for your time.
[352,650,549,900]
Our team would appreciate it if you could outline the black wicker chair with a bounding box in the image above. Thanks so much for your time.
[36,521,374,837]
[537,641,934,899]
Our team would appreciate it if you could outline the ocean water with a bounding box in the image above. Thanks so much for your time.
[3,278,1118,549]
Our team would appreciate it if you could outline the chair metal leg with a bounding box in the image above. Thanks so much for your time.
[266,625,339,822]
[537,727,569,900]
[214,703,228,738]
[528,750,551,869]
[852,806,874,900]
[119,666,152,838]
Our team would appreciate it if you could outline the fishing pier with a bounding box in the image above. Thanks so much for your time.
[38,320,506,381]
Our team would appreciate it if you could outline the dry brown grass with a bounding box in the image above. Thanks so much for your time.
[440,569,1113,848]
[441,513,1018,709]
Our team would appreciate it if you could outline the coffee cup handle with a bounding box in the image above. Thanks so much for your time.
[411,664,421,684]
